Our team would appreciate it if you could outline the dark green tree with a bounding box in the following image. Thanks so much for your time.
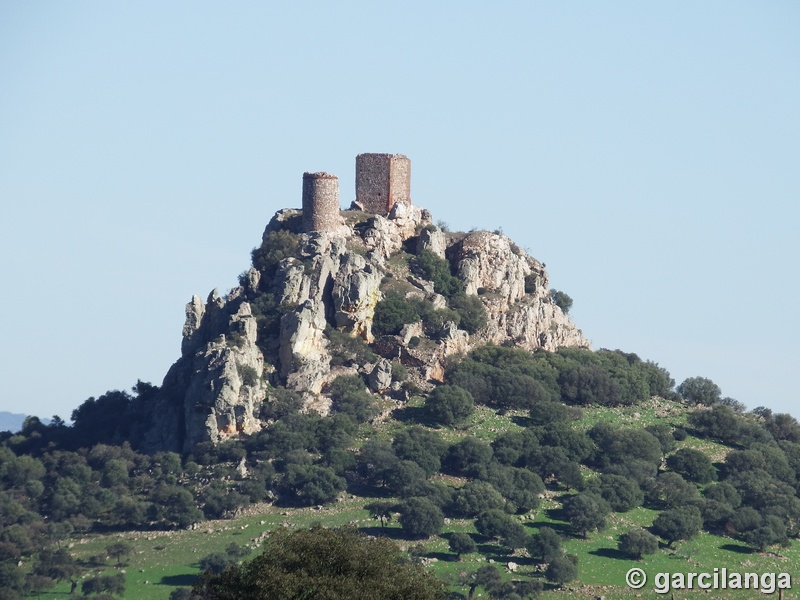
[526,526,563,562]
[427,385,475,426]
[545,554,578,586]
[563,493,611,538]
[667,448,717,483]
[193,526,447,600]
[550,289,573,314]
[618,528,659,559]
[652,505,703,547]
[398,497,444,539]
[364,500,396,530]
[448,532,477,560]
[677,376,722,406]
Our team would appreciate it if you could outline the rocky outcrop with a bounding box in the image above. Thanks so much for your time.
[143,201,587,453]
[144,291,267,452]
[451,231,587,352]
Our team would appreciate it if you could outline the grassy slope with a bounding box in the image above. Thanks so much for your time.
[34,399,800,599]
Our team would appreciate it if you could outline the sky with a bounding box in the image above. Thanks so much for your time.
[1,2,798,420]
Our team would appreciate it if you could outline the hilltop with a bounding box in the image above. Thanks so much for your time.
[2,154,800,600]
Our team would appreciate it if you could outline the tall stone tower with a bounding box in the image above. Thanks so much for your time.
[355,153,411,214]
[302,172,341,233]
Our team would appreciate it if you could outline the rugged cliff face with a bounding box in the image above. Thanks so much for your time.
[143,204,588,452]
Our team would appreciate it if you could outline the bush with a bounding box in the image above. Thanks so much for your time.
[618,528,659,559]
[677,376,722,406]
[449,532,477,559]
[545,554,578,586]
[415,250,463,298]
[550,289,573,314]
[449,293,487,334]
[373,293,421,335]
[251,230,300,277]
[398,497,444,539]
[426,385,475,426]
[328,375,376,423]
[326,327,377,366]
[527,526,563,562]
[192,527,446,600]
[667,448,717,483]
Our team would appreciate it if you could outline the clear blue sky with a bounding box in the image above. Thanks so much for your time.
[1,2,798,420]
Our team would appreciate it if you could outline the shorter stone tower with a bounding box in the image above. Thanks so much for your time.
[355,153,411,214]
[302,172,341,233]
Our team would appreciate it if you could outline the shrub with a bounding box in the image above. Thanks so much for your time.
[618,528,659,559]
[373,293,421,335]
[251,230,300,277]
[415,250,463,298]
[449,532,477,559]
[426,385,475,426]
[449,293,487,333]
[398,497,444,539]
[326,327,377,366]
[550,289,573,313]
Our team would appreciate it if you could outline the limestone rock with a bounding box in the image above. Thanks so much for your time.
[279,299,330,394]
[416,226,446,258]
[331,252,383,342]
[368,358,393,392]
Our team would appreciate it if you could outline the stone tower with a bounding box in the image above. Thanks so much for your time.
[301,172,341,233]
[355,153,411,214]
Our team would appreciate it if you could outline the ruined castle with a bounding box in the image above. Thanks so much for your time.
[301,153,411,233]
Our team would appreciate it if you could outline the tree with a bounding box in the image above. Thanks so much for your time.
[652,505,703,547]
[677,376,722,406]
[192,526,447,600]
[651,472,700,508]
[464,565,502,600]
[398,497,444,539]
[527,526,563,562]
[392,426,446,477]
[592,473,644,512]
[449,532,477,560]
[550,289,573,314]
[444,437,493,479]
[277,464,346,506]
[81,573,125,596]
[106,541,133,567]
[545,554,578,586]
[667,448,717,483]
[448,481,506,518]
[427,385,475,426]
[562,493,610,538]
[373,293,421,335]
[618,528,659,559]
[449,293,487,334]
[364,500,396,530]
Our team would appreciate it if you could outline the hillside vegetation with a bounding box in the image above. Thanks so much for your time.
[2,217,799,599]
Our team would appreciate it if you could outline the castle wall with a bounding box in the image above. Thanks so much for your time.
[302,172,340,233]
[356,153,411,214]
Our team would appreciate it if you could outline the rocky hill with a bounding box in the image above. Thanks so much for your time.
[142,194,586,453]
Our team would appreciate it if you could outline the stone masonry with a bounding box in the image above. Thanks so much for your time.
[302,172,341,233]
[355,153,411,214]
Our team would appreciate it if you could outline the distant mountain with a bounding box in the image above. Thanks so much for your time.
[0,412,50,432]
[0,411,26,432]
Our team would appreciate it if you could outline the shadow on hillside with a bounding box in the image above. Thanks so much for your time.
[357,525,407,540]
[719,543,754,554]
[589,547,630,560]
[160,574,198,587]
[391,406,435,426]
